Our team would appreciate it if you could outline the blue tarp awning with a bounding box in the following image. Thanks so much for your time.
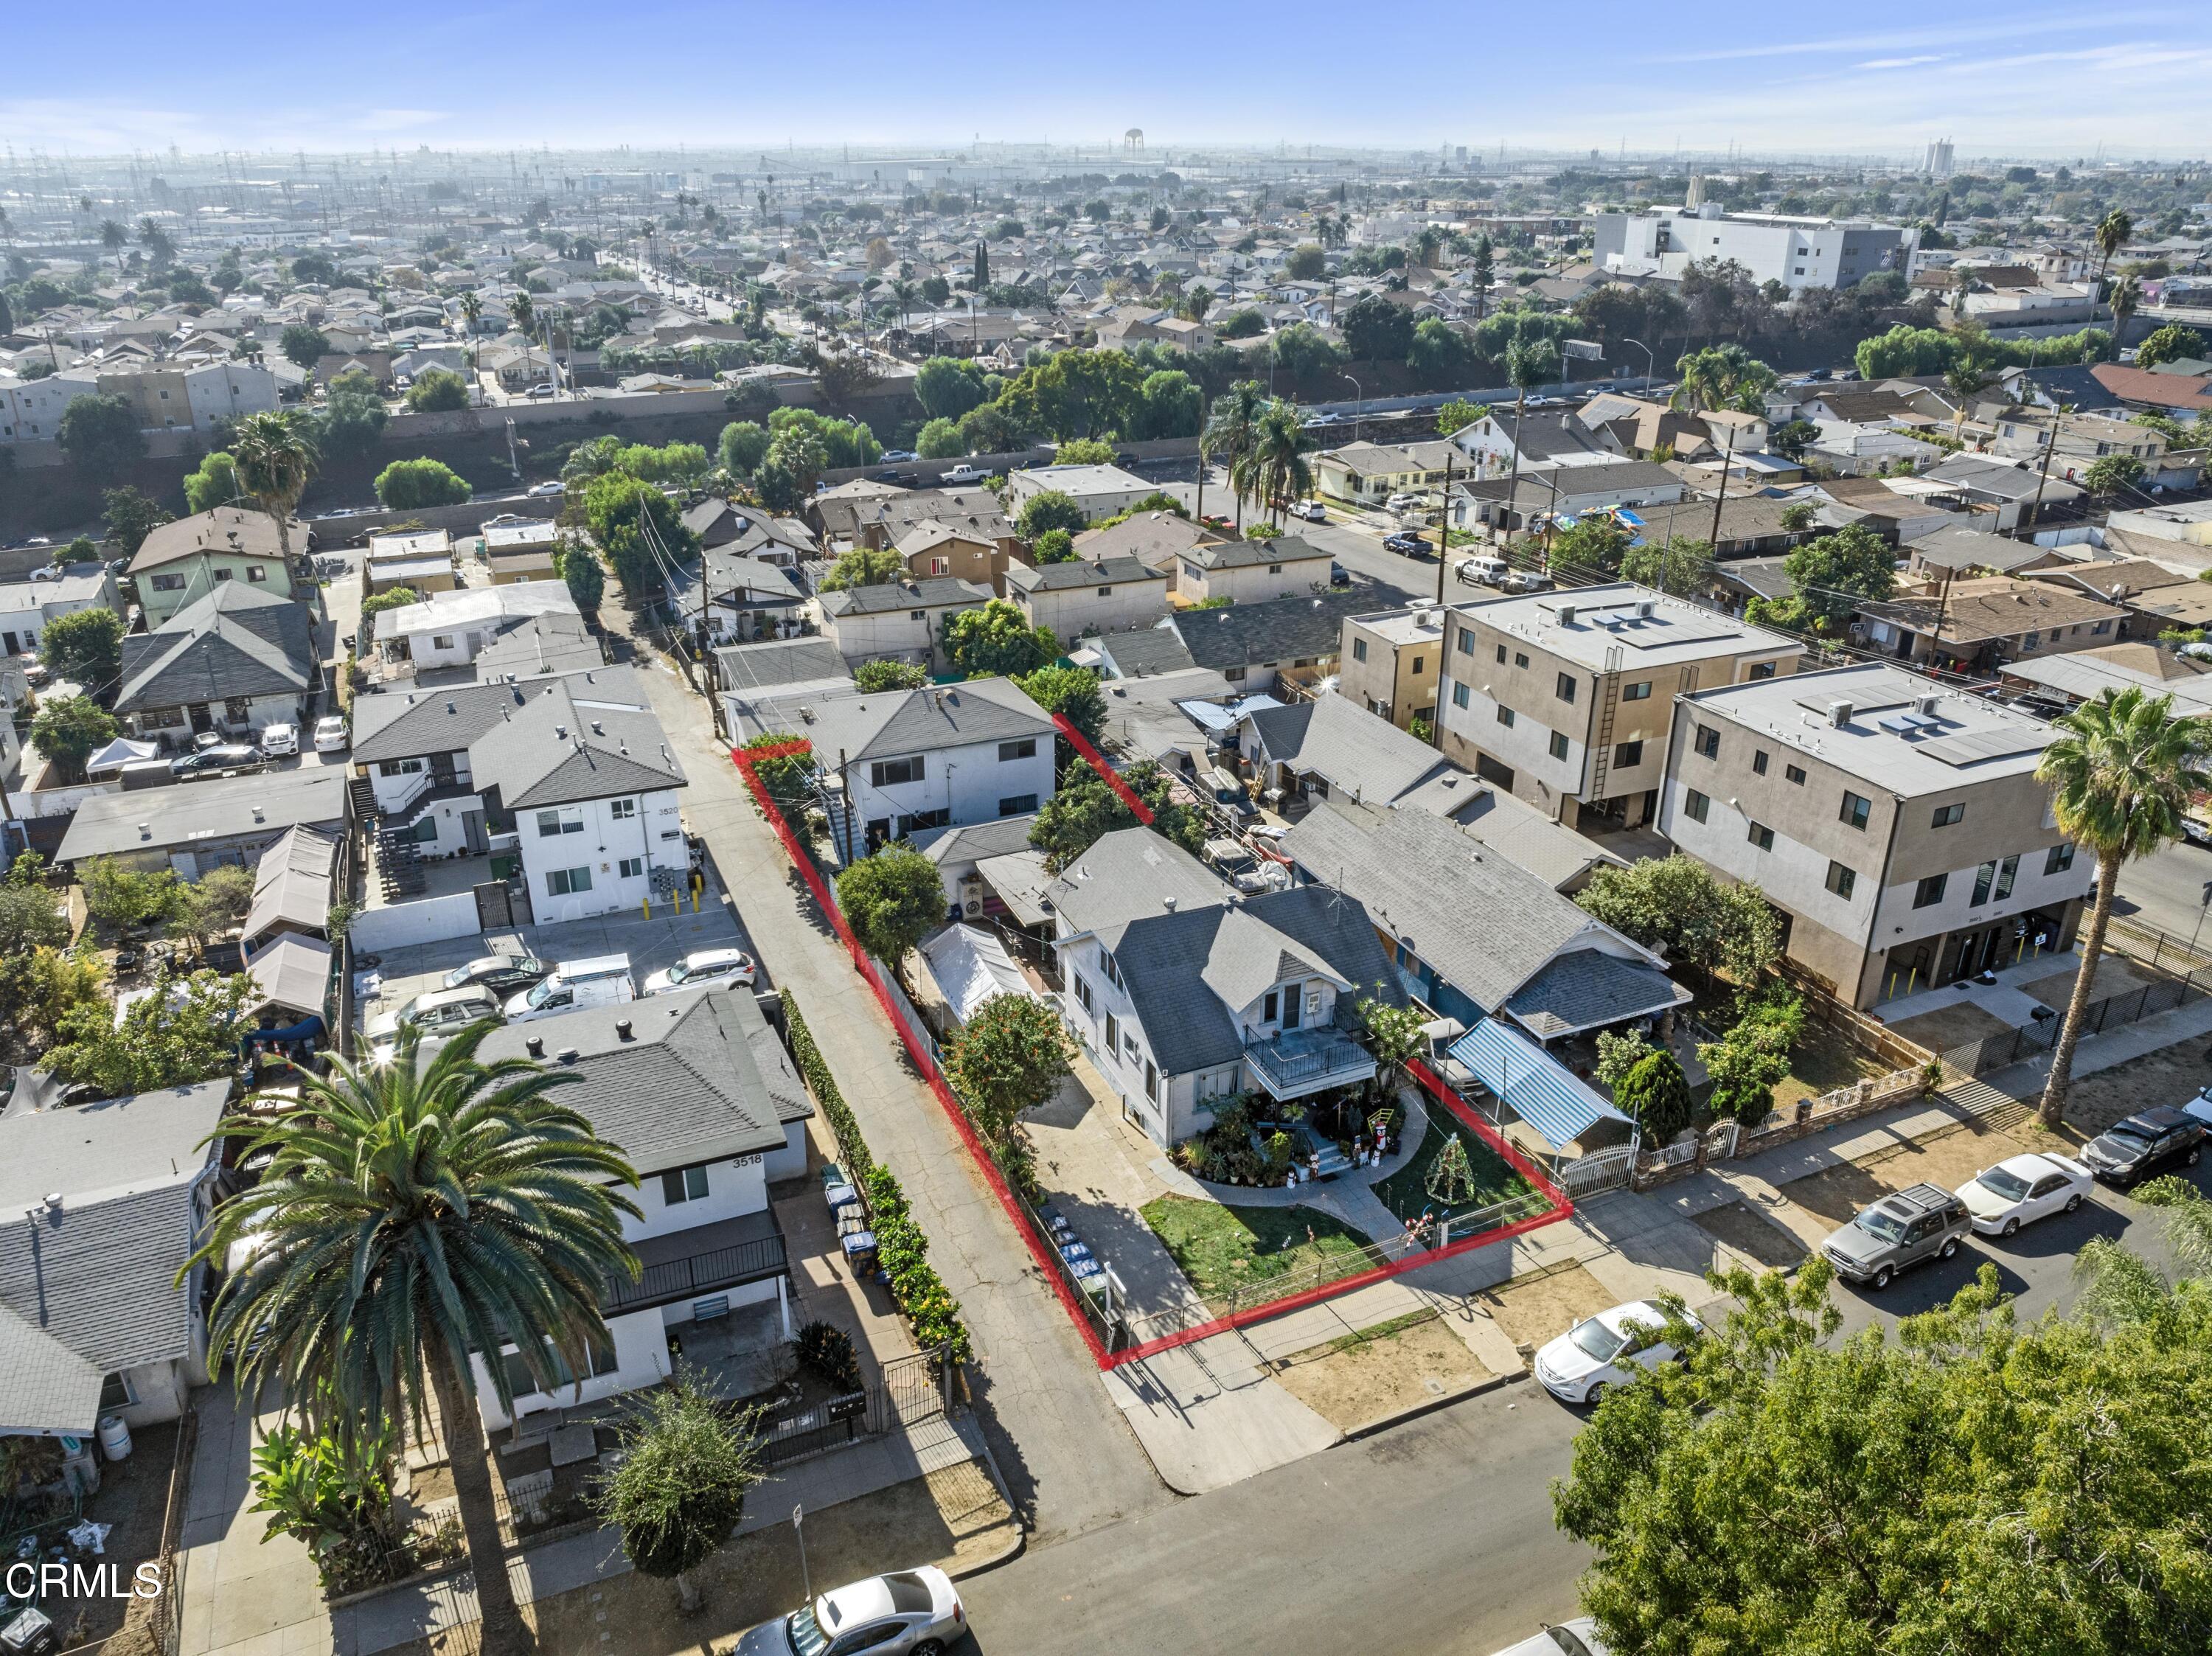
[1447,1017,1632,1152]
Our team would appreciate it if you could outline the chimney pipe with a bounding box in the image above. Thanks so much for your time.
[526,1036,544,1058]
[615,1019,634,1041]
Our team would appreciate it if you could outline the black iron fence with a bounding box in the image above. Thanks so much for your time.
[1938,964,2212,1079]
[604,1232,787,1314]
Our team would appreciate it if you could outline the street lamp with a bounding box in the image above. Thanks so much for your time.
[1340,372,1363,442]
[1623,337,1657,392]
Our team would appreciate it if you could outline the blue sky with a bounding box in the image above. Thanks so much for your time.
[4,2,2208,159]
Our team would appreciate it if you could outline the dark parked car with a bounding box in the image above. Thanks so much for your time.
[170,744,265,780]
[1329,560,1351,587]
[441,955,551,996]
[2079,1106,2205,1188]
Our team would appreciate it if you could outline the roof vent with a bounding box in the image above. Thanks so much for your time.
[1163,894,1178,911]
[1828,699,1854,726]
[137,823,150,839]
[557,1046,579,1065]
[45,1192,62,1213]
[525,1035,544,1058]
[554,723,567,738]
[615,1019,634,1041]
[591,720,604,736]
[251,806,265,823]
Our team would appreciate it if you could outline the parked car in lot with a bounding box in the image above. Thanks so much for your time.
[2079,1105,2205,1187]
[1458,554,1510,588]
[442,955,550,996]
[1534,1299,1702,1405]
[732,1568,965,1656]
[1383,532,1430,555]
[1955,1152,2092,1237]
[1291,499,1328,522]
[170,743,264,780]
[258,723,299,757]
[1488,1621,1609,1656]
[642,947,757,995]
[364,985,502,1047]
[1329,560,1350,587]
[314,715,349,752]
[1821,1183,1971,1290]
[504,953,635,1022]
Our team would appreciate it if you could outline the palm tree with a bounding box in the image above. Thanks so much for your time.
[1238,401,1312,528]
[100,218,128,276]
[2033,688,2212,1127]
[1943,358,1997,439]
[457,290,482,370]
[1202,380,1267,533]
[510,290,536,338]
[1500,335,1560,549]
[231,411,318,567]
[2109,276,2139,355]
[191,1028,639,1656]
[2093,208,2134,295]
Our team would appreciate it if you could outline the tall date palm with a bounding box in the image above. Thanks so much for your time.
[230,411,318,568]
[2033,687,2211,1127]
[189,1027,641,1656]
[1202,379,1267,533]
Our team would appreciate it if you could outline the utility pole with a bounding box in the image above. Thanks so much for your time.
[1706,423,1739,553]
[2023,404,2067,535]
[1433,448,1455,605]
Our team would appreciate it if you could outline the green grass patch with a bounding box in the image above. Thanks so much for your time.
[1372,1107,1531,1223]
[1298,1307,1440,1362]
[1140,1196,1369,1307]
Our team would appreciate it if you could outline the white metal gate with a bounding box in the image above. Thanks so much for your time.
[1555,1144,1635,1197]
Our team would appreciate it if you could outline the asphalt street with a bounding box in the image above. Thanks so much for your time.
[1153,467,1447,605]
[2114,838,2212,951]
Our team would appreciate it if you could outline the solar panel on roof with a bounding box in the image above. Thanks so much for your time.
[1917,727,2047,767]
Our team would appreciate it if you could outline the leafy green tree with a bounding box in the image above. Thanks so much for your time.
[2035,688,2211,1126]
[835,843,945,969]
[1593,1027,1656,1092]
[1613,1048,1693,1144]
[1231,400,1312,527]
[716,420,771,475]
[0,854,68,956]
[48,967,252,1095]
[58,392,146,476]
[942,992,1073,1147]
[1341,293,1415,362]
[0,947,107,1065]
[1408,319,1475,378]
[593,1380,764,1613]
[279,324,328,368]
[1769,419,1820,461]
[943,599,1057,678]
[583,471,698,595]
[1669,343,1777,414]
[190,1026,641,1656]
[854,658,928,692]
[373,457,470,509]
[102,484,171,557]
[1137,369,1203,439]
[1576,855,1781,989]
[1203,380,1268,533]
[2084,453,2145,498]
[77,857,182,939]
[1434,398,1488,436]
[1548,517,1632,577]
[1214,308,1265,340]
[403,367,469,411]
[172,863,257,955]
[1016,489,1088,540]
[914,356,989,422]
[29,694,116,782]
[38,609,124,697]
[916,417,965,459]
[1752,522,1894,634]
[2133,323,2205,368]
[1284,243,1326,281]
[1028,760,1206,872]
[184,450,243,512]
[1698,992,1804,1124]
[1555,1256,2212,1655]
[1269,322,1348,379]
[310,369,390,463]
[1617,535,1714,598]
[554,539,605,612]
[818,546,905,591]
[1358,998,1427,1103]
[1054,437,1116,466]
[1855,323,1961,379]
[232,411,317,566]
[1015,663,1107,765]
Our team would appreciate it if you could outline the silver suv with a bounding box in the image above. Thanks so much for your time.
[1821,1182,1970,1290]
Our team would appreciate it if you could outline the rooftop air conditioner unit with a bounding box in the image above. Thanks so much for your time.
[1636,599,1656,619]
[1557,604,1577,627]
[1916,694,1939,717]
[1828,700,1854,727]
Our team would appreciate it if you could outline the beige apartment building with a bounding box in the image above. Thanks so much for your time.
[1657,664,2092,1008]
[1433,583,1801,831]
[1338,605,1444,731]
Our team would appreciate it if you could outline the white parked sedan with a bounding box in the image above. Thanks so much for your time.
[1534,1300,1702,1406]
[642,947,757,995]
[1954,1151,2092,1237]
[258,723,299,756]
[733,1568,964,1656]
[313,715,349,752]
[1489,1621,1609,1656]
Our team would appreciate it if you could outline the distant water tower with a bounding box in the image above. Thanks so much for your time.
[1125,128,1144,154]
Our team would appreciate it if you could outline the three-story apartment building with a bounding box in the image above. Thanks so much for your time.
[1657,664,2092,1008]
[1433,583,1801,831]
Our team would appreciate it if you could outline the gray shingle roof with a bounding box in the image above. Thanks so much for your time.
[1095,625,1198,678]
[472,987,799,1171]
[1182,533,1331,573]
[1503,949,1687,1037]
[818,576,990,618]
[1247,692,1455,809]
[1172,588,1380,672]
[751,676,1057,767]
[1005,554,1165,594]
[116,582,315,713]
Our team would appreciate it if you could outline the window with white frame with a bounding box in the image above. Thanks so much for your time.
[537,808,584,837]
[546,866,592,896]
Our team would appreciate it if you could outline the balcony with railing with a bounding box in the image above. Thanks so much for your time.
[1243,1026,1377,1100]
[605,1208,789,1316]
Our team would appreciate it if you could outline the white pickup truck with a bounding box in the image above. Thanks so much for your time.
[939,463,991,485]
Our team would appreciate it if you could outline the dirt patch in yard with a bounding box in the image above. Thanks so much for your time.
[1270,1310,1495,1431]
[2060,1040,2212,1135]
[1887,1001,2016,1054]
[2018,954,2156,1003]
[1468,1262,1620,1353]
[1778,1119,2046,1225]
[1691,1200,1809,1270]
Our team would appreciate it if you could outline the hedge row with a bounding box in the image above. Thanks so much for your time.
[784,994,970,1362]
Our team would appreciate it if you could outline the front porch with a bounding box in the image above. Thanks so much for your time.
[1243,1027,1378,1099]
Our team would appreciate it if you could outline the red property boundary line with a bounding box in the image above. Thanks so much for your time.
[732,735,1573,1373]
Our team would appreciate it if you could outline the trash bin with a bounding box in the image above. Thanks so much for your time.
[1795,1097,1815,1126]
[841,1230,879,1276]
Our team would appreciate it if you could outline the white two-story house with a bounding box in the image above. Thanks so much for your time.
[754,677,1059,857]
[465,986,812,1430]
[347,666,688,922]
[1043,827,1406,1148]
[815,576,991,673]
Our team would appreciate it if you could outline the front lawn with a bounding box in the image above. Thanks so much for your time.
[1372,1105,1531,1223]
[1140,1195,1369,1307]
